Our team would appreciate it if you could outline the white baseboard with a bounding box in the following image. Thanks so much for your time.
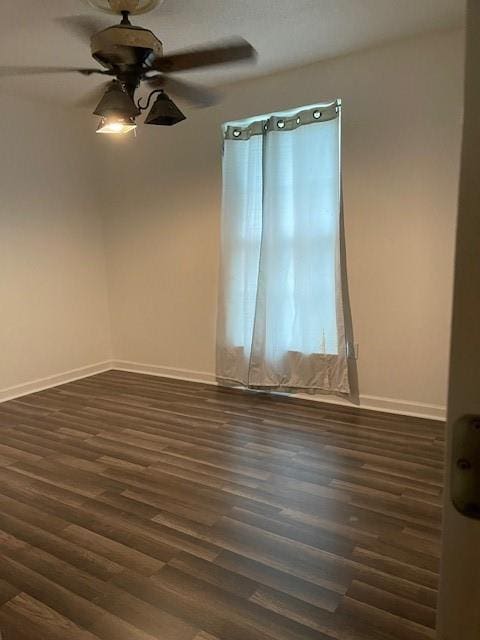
[0,358,446,420]
[294,390,445,420]
[0,361,112,403]
[112,360,446,421]
[111,360,217,385]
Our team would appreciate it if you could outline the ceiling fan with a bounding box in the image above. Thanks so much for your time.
[0,0,256,135]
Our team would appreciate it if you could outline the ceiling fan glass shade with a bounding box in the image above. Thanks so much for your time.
[145,92,186,126]
[94,82,139,134]
[96,116,137,134]
[93,82,140,118]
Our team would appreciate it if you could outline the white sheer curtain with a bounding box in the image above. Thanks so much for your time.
[217,102,352,396]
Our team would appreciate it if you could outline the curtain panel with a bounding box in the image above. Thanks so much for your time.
[216,101,353,397]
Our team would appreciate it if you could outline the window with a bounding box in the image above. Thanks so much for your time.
[217,101,352,396]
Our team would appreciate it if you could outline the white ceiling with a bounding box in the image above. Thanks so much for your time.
[0,0,465,106]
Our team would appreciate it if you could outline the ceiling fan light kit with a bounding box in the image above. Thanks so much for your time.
[93,81,140,117]
[1,2,256,138]
[144,91,186,126]
[94,80,140,134]
[96,116,137,134]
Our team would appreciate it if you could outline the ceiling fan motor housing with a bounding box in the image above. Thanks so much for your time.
[91,25,163,67]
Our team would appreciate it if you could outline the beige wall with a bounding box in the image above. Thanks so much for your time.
[0,97,112,395]
[102,29,464,414]
[105,32,463,412]
[0,29,463,415]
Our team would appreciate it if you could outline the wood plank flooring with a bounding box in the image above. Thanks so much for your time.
[0,370,445,639]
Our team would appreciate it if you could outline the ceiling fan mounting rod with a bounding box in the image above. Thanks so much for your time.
[120,10,132,25]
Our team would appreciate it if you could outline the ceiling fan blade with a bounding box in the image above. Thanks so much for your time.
[55,16,110,42]
[145,75,219,107]
[0,66,110,77]
[74,81,113,109]
[150,37,256,73]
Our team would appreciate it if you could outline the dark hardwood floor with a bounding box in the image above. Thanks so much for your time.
[0,370,444,640]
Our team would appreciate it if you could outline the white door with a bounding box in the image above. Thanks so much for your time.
[437,2,480,638]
